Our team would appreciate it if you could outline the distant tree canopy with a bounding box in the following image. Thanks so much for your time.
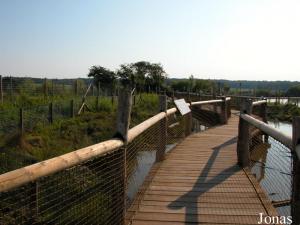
[171,78,213,93]
[286,85,300,97]
[87,66,116,89]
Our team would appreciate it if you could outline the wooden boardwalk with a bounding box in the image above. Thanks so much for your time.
[129,114,278,225]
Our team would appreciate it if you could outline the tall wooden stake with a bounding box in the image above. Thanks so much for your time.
[156,95,167,162]
[237,98,252,167]
[115,89,132,225]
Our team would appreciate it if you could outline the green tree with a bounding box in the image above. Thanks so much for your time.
[147,63,166,92]
[286,85,300,97]
[117,64,135,89]
[87,66,116,90]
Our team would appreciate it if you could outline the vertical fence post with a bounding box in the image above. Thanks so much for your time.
[96,82,100,110]
[19,108,24,134]
[51,80,54,96]
[292,117,300,224]
[10,76,13,102]
[0,75,3,104]
[227,98,231,118]
[48,102,53,124]
[260,99,268,123]
[185,108,192,137]
[74,79,78,96]
[70,100,74,118]
[115,89,132,225]
[237,99,252,167]
[221,96,228,124]
[43,78,47,99]
[116,89,132,143]
[156,95,167,162]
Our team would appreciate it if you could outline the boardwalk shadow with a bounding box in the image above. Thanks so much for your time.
[168,136,238,224]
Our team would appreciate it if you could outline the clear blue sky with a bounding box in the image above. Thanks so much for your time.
[1,0,300,80]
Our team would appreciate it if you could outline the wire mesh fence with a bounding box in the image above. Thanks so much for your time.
[248,121,293,216]
[0,147,125,225]
[191,103,223,127]
[0,95,226,225]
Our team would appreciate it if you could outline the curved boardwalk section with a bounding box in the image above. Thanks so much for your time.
[129,114,277,225]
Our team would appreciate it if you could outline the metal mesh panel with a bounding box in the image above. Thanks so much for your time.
[249,124,293,216]
[0,107,19,135]
[23,105,49,132]
[191,103,222,127]
[126,121,161,208]
[166,113,186,146]
[0,147,125,225]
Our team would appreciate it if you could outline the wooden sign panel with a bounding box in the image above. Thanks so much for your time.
[174,99,191,115]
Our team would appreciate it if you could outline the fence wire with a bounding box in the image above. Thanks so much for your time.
[191,103,222,127]
[0,97,222,224]
[249,123,293,216]
[0,147,125,225]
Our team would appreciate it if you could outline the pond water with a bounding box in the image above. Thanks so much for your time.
[250,121,292,216]
[267,98,300,107]
[126,143,177,204]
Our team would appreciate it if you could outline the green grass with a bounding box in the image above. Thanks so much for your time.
[0,93,159,173]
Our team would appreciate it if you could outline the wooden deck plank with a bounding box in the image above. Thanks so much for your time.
[129,114,278,225]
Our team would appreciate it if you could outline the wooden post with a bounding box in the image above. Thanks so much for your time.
[19,108,24,134]
[237,99,252,167]
[156,95,167,162]
[115,89,132,143]
[292,117,300,224]
[260,99,268,123]
[227,98,231,118]
[51,80,54,96]
[43,78,47,99]
[185,108,192,137]
[10,76,13,102]
[0,75,3,104]
[74,79,78,96]
[221,96,228,124]
[48,102,53,124]
[96,81,100,110]
[115,89,132,225]
[70,100,74,118]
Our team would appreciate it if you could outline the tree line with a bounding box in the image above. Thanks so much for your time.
[88,61,167,93]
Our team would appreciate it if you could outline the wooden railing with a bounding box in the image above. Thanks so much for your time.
[237,98,300,223]
[0,92,231,225]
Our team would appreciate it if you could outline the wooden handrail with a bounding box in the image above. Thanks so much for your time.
[0,139,124,192]
[191,99,223,106]
[1,97,228,193]
[252,100,267,106]
[128,108,177,143]
[0,106,178,192]
[240,113,292,149]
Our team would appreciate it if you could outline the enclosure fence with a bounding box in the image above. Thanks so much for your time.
[0,91,230,225]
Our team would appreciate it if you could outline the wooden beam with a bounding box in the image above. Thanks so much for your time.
[115,89,132,144]
[156,95,167,162]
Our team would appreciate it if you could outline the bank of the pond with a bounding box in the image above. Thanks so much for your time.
[268,103,300,122]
